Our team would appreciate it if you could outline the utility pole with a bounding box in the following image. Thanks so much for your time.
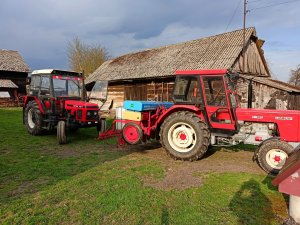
[243,0,247,75]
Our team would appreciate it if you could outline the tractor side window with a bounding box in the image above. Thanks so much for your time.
[40,76,50,96]
[30,75,41,93]
[203,76,227,106]
[173,76,201,104]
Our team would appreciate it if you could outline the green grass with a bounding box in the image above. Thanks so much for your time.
[0,108,288,224]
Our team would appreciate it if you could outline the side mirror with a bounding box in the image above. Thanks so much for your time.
[26,85,31,95]
[26,77,31,85]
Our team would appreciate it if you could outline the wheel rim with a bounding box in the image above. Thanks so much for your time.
[124,125,140,143]
[168,122,196,153]
[27,108,36,128]
[265,149,288,169]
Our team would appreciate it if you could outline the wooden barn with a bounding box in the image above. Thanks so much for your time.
[0,50,30,106]
[86,27,300,113]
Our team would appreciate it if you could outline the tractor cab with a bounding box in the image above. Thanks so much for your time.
[174,69,239,131]
[27,69,83,100]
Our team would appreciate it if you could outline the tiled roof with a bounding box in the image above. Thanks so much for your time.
[0,50,30,72]
[0,79,18,88]
[87,27,258,83]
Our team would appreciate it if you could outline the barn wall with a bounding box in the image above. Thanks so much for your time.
[236,77,295,110]
[0,71,27,94]
[100,77,300,116]
[104,79,174,110]
[0,88,19,107]
[146,81,174,101]
[234,40,269,76]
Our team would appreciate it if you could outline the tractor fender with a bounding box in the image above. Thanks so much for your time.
[252,137,280,161]
[156,105,204,128]
[23,96,45,114]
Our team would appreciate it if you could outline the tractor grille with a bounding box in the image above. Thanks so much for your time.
[86,110,98,121]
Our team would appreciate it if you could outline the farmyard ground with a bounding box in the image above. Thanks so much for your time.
[0,108,289,224]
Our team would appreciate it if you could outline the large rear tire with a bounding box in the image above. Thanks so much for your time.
[256,140,293,175]
[57,121,67,145]
[24,100,43,135]
[160,111,210,161]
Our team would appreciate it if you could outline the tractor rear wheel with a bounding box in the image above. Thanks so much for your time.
[256,140,293,175]
[24,100,43,135]
[57,121,67,144]
[160,111,210,161]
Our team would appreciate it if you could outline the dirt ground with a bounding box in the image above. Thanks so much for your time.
[124,142,265,190]
[46,141,265,190]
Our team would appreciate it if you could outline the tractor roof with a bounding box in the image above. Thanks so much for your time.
[176,69,228,75]
[31,69,82,77]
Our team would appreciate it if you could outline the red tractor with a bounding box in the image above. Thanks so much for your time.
[23,69,100,144]
[110,69,299,175]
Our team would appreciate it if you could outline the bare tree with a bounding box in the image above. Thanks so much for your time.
[67,37,110,77]
[288,64,300,86]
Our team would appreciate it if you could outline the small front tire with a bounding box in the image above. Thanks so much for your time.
[256,140,293,175]
[57,121,67,145]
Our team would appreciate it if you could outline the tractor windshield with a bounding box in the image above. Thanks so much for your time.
[52,76,81,97]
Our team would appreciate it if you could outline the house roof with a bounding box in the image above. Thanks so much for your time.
[0,50,30,73]
[87,27,266,84]
[241,75,300,93]
[0,79,18,88]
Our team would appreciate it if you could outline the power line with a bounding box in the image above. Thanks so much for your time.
[249,0,300,11]
[225,0,243,32]
[248,0,269,3]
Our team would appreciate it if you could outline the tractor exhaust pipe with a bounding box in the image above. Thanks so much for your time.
[81,71,86,102]
[248,80,253,108]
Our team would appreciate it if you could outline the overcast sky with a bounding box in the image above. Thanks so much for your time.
[1,0,300,81]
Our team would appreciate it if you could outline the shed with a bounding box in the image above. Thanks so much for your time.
[86,27,300,111]
[0,49,30,106]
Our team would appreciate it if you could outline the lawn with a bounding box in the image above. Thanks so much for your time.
[0,108,288,224]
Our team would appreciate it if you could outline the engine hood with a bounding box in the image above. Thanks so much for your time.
[65,100,99,109]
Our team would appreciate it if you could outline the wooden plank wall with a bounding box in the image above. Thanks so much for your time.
[124,84,147,100]
[146,82,174,101]
[236,77,294,110]
[234,40,268,76]
[107,85,125,109]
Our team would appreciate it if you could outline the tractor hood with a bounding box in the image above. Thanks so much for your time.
[64,100,99,110]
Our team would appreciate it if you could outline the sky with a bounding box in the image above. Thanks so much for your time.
[1,0,300,82]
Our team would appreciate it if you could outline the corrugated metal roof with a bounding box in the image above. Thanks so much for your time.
[0,50,30,72]
[240,75,300,93]
[87,27,258,84]
[0,79,18,88]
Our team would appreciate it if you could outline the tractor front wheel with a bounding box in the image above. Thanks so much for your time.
[24,100,43,135]
[57,121,67,144]
[160,111,210,161]
[256,140,293,175]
